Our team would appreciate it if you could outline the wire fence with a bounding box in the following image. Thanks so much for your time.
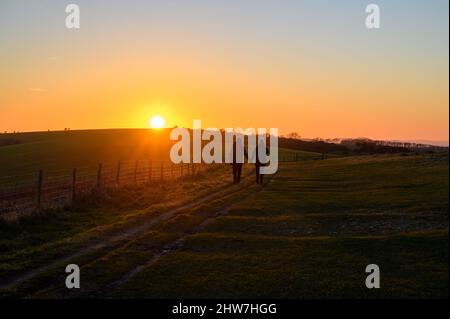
[0,153,323,216]
[0,160,213,216]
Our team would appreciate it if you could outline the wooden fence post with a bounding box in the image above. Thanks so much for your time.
[36,169,43,212]
[116,161,121,186]
[72,168,77,205]
[97,163,103,188]
[160,162,164,181]
[148,160,152,182]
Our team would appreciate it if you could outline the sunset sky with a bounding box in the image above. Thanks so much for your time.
[0,0,448,142]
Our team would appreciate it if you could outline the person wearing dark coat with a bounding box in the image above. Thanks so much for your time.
[254,141,269,184]
[230,141,247,184]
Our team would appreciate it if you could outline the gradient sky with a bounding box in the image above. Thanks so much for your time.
[0,0,448,141]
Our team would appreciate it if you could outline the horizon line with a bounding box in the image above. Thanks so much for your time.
[1,127,448,147]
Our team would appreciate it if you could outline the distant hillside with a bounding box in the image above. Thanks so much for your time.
[0,129,174,177]
[279,137,448,155]
[1,129,447,177]
[401,139,449,147]
[279,137,348,154]
[340,138,448,153]
[0,137,21,147]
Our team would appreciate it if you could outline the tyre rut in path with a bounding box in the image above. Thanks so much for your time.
[104,177,274,295]
[50,179,264,298]
[0,174,256,292]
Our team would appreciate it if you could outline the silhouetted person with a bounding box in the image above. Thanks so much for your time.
[230,141,247,184]
[232,162,242,184]
[254,141,269,184]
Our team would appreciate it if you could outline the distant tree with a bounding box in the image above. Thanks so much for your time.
[287,132,301,139]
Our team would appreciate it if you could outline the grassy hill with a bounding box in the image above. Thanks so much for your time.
[0,130,326,178]
[116,152,449,298]
[0,152,447,298]
[0,129,174,177]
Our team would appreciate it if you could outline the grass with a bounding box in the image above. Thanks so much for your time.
[0,165,235,284]
[0,129,174,177]
[115,152,449,298]
[0,151,448,298]
[0,130,327,178]
[278,147,341,161]
[117,231,448,298]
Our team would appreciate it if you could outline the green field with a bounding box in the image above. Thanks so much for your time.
[0,130,332,178]
[0,148,447,298]
[0,129,174,177]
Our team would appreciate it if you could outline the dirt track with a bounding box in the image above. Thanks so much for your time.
[1,171,266,297]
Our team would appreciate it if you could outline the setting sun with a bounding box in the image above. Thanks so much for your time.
[149,115,165,129]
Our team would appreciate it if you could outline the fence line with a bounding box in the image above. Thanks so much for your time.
[0,153,319,216]
[0,160,212,215]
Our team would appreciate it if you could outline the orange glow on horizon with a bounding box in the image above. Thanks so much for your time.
[0,2,448,143]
